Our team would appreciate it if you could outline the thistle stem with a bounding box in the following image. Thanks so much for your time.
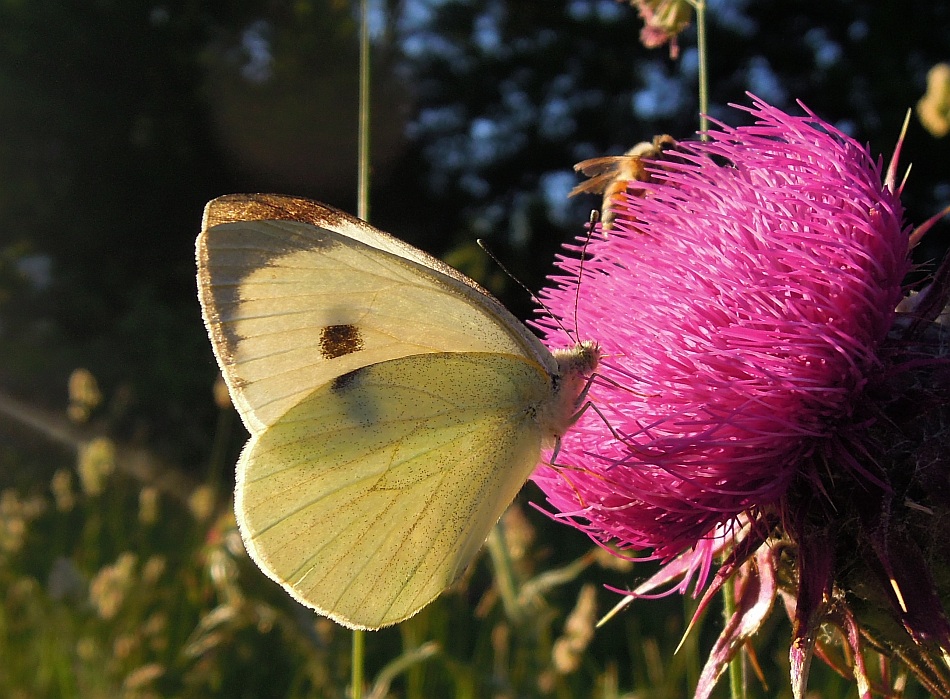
[722,574,744,698]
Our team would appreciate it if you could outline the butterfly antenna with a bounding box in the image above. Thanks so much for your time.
[571,210,600,340]
[476,239,575,340]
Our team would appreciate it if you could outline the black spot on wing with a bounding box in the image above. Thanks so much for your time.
[320,324,364,359]
[330,366,379,426]
[331,368,362,393]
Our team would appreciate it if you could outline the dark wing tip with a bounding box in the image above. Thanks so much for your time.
[202,194,351,230]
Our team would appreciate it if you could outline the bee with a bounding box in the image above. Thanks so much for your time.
[571,135,678,231]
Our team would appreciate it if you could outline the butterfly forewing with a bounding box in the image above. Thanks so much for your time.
[197,196,555,432]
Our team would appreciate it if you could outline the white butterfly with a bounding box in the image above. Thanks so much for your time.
[196,194,599,630]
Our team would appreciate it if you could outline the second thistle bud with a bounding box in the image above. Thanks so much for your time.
[624,0,693,58]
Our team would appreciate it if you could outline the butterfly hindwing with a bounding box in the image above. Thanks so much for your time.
[235,352,551,629]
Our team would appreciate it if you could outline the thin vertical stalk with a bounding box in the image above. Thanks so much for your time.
[352,628,365,699]
[486,521,521,624]
[357,0,371,222]
[693,0,709,139]
[351,1,372,697]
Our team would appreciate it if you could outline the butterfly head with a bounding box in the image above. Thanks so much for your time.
[540,340,601,442]
[552,340,600,381]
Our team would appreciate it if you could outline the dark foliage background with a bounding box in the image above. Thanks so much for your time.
[1,0,948,464]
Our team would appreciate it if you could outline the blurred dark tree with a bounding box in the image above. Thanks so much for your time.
[0,1,224,450]
[0,0,948,467]
[392,0,950,281]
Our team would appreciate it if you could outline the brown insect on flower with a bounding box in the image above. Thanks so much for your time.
[570,135,678,231]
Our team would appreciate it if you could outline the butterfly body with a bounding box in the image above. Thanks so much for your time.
[197,194,598,629]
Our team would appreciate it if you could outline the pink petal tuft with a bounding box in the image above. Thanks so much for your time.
[533,95,911,563]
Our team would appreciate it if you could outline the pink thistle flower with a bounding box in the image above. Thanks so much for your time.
[536,95,909,558]
[534,95,950,697]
